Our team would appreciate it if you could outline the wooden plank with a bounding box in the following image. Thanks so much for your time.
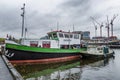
[0,55,23,80]
[2,55,23,80]
[0,55,14,80]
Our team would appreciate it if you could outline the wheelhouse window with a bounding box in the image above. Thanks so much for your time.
[53,33,57,38]
[64,34,69,38]
[59,33,64,38]
[48,34,52,39]
[70,34,73,38]
[74,34,79,39]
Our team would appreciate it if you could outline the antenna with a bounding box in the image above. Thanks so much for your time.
[73,24,74,32]
[21,3,25,39]
[57,22,59,31]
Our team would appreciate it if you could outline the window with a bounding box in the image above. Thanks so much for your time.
[70,34,73,38]
[74,34,79,39]
[59,33,63,38]
[97,48,102,50]
[48,34,52,39]
[30,41,38,47]
[53,33,57,38]
[64,34,69,38]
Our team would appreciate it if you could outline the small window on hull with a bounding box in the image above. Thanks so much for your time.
[42,41,50,48]
[30,41,38,47]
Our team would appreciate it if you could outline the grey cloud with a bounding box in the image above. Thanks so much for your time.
[0,0,120,38]
[0,8,21,31]
[60,0,91,16]
[61,0,90,8]
[57,0,94,30]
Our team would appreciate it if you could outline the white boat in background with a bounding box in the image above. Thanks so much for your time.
[80,45,114,59]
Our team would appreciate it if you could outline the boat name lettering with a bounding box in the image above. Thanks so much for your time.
[64,39,71,41]
[30,41,38,44]
[42,41,50,44]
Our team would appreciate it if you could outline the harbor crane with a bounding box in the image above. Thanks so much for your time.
[105,16,110,38]
[92,21,97,37]
[110,14,118,36]
[90,17,104,37]
[105,14,118,38]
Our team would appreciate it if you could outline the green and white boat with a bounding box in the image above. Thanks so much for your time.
[5,30,86,64]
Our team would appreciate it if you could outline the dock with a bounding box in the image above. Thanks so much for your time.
[0,54,23,80]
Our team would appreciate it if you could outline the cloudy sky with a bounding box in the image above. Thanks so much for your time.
[0,0,120,39]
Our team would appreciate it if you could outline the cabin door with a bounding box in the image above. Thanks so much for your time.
[42,41,50,48]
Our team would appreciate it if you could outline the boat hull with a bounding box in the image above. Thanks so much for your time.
[5,48,81,64]
[109,45,120,48]
[5,43,86,61]
[6,48,81,60]
[9,56,81,65]
[80,52,114,59]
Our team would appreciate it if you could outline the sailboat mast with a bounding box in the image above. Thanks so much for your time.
[57,22,59,31]
[21,3,25,39]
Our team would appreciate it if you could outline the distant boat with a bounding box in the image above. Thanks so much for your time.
[88,36,120,48]
[80,45,114,59]
[108,39,120,48]
[80,36,115,59]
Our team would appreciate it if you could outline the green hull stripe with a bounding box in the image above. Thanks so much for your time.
[6,43,86,53]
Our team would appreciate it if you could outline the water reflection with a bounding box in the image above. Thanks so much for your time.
[80,57,114,67]
[14,55,115,80]
[15,60,81,79]
[30,68,82,80]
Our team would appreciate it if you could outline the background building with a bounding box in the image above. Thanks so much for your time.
[73,31,90,40]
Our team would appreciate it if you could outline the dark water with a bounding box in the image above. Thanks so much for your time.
[14,49,120,80]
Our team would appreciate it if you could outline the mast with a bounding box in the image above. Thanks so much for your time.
[73,24,74,32]
[57,22,59,31]
[21,3,25,39]
[68,30,71,49]
[57,22,59,48]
